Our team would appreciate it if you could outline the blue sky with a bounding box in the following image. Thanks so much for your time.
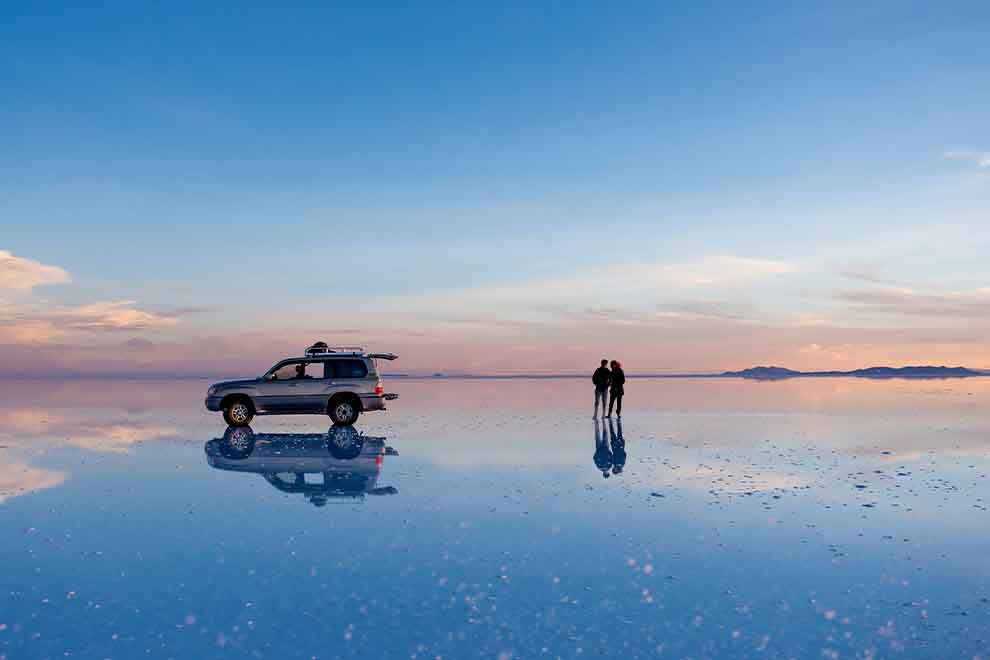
[2,1,989,375]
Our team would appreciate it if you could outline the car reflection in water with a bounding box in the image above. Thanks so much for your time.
[204,426,398,506]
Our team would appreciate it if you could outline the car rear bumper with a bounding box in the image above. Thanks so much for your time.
[205,396,223,411]
[359,393,398,411]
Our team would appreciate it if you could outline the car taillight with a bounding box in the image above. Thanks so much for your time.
[375,381,384,396]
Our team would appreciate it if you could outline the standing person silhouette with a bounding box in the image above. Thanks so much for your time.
[592,359,612,419]
[608,360,625,419]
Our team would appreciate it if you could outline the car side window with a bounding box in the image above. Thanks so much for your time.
[270,362,325,380]
[269,363,298,380]
[329,359,368,378]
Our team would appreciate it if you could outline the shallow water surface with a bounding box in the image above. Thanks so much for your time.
[1,377,989,658]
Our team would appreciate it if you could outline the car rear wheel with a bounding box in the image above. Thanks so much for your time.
[223,399,254,427]
[329,397,360,426]
[327,426,363,459]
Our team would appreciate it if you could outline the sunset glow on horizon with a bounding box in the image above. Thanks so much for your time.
[3,245,989,377]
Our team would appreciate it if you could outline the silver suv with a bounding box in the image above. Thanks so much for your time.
[204,343,398,427]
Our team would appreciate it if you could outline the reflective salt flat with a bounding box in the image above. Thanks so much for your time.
[1,377,989,658]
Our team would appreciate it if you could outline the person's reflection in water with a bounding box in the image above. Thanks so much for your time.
[593,419,613,478]
[608,418,626,475]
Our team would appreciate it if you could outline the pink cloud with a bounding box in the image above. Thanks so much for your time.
[0,250,71,292]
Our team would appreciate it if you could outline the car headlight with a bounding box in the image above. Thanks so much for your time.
[208,386,220,395]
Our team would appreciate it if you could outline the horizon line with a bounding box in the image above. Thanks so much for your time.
[0,364,986,382]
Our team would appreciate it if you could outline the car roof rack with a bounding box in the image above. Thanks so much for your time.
[304,341,366,357]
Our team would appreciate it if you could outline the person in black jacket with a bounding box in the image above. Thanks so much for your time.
[608,360,625,418]
[592,359,611,418]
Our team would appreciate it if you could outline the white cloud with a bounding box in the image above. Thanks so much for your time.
[56,300,180,331]
[838,262,907,287]
[838,286,990,318]
[943,149,990,168]
[656,299,765,322]
[0,250,71,292]
[0,300,180,344]
[0,252,182,345]
[426,255,797,309]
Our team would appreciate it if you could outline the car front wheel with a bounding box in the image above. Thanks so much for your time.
[329,397,360,426]
[223,399,254,427]
[220,426,256,458]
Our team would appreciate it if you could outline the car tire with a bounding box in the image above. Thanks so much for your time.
[328,396,360,426]
[223,398,254,427]
[220,426,256,459]
[327,426,364,459]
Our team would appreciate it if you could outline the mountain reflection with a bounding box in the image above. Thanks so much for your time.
[204,426,398,505]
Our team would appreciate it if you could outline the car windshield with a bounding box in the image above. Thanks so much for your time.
[268,362,322,380]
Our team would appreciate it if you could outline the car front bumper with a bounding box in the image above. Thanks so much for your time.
[205,396,223,412]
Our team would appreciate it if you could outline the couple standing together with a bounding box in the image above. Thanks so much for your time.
[592,359,625,419]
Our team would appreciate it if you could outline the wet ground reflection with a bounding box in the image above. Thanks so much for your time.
[1,377,990,657]
[205,426,399,504]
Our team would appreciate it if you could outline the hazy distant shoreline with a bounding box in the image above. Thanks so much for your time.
[394,365,989,380]
[2,366,985,382]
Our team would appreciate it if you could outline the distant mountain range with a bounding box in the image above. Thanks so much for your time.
[720,365,986,380]
[379,366,989,380]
